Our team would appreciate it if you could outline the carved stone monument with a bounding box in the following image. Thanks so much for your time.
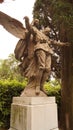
[9,97,58,130]
[0,11,59,130]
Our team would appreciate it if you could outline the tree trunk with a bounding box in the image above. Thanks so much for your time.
[60,44,73,130]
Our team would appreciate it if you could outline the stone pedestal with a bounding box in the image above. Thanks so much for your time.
[9,97,59,130]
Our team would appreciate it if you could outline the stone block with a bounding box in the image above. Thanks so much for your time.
[9,97,59,130]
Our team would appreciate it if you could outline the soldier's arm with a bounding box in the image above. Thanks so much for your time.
[50,40,70,46]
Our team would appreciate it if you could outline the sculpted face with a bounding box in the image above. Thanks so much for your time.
[43,27,51,35]
[32,19,39,28]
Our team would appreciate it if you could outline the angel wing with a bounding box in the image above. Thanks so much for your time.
[0,11,26,39]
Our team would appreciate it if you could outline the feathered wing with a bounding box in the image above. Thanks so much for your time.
[0,11,26,39]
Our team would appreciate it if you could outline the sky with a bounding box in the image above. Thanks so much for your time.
[0,0,35,59]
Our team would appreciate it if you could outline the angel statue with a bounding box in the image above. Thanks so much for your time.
[0,11,57,97]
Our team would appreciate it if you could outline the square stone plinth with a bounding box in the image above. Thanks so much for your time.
[9,97,59,130]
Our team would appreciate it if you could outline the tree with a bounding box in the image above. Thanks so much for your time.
[0,54,24,81]
[33,0,73,41]
[33,0,73,130]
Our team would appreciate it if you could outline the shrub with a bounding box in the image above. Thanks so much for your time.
[44,80,61,106]
[0,79,27,128]
[0,79,61,128]
[44,80,61,121]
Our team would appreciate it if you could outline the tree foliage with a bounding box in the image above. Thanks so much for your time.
[33,0,73,42]
[0,54,24,81]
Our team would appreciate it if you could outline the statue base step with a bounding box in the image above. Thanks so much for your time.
[9,97,59,130]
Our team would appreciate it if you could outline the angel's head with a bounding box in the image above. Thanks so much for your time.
[31,18,39,29]
[43,27,51,35]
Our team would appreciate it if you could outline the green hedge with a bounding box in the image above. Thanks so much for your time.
[44,80,61,107]
[0,79,27,128]
[0,79,61,129]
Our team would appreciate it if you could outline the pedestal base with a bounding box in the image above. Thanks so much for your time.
[9,97,59,130]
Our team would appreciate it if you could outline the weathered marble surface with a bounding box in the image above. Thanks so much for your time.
[9,97,59,130]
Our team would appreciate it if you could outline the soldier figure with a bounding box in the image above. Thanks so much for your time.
[18,17,55,95]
